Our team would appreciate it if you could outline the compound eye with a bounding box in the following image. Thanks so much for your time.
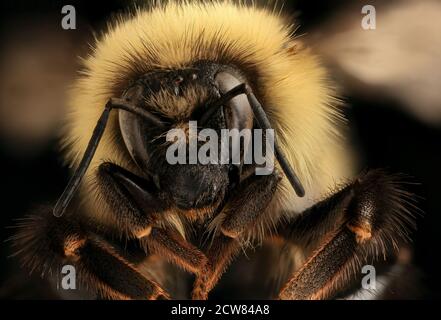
[215,72,253,132]
[214,72,254,172]
[118,86,156,172]
[119,108,152,171]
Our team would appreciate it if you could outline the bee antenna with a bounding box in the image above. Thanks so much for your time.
[53,98,164,217]
[244,85,305,197]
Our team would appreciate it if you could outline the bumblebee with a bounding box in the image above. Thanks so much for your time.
[13,1,416,299]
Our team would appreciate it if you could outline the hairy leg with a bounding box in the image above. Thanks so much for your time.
[192,234,240,300]
[97,162,164,238]
[277,170,417,299]
[143,228,208,276]
[221,170,281,238]
[13,162,213,300]
[192,171,281,299]
[99,162,210,277]
[11,209,167,300]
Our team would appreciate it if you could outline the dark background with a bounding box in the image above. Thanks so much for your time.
[0,0,439,299]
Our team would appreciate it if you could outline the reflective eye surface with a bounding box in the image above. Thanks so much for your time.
[215,72,253,132]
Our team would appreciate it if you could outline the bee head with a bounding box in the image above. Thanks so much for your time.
[118,63,254,211]
[54,62,304,218]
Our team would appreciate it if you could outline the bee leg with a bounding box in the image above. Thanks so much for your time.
[141,227,209,276]
[97,162,167,238]
[220,169,282,238]
[277,170,416,299]
[191,171,281,299]
[192,234,241,300]
[71,234,169,300]
[12,209,169,300]
[99,163,211,279]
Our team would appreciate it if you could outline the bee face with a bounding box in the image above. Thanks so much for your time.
[63,1,347,223]
[118,62,251,212]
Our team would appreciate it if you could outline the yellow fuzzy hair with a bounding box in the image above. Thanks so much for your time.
[63,0,354,231]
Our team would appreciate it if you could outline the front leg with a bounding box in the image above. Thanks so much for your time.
[277,170,417,299]
[221,169,281,238]
[143,228,208,276]
[99,162,209,278]
[192,235,240,300]
[192,170,281,299]
[97,162,164,238]
[13,162,210,300]
[12,210,168,300]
